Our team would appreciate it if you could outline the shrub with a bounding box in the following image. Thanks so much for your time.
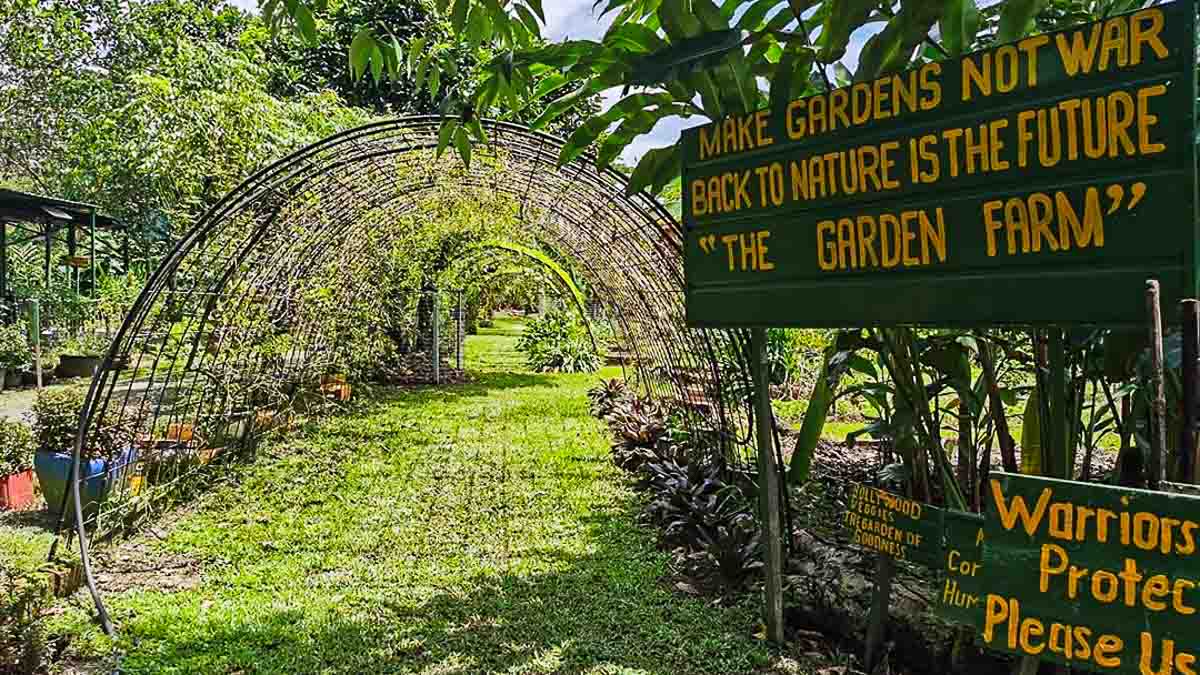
[32,388,133,459]
[0,568,50,673]
[31,388,86,455]
[640,460,763,590]
[516,310,600,373]
[59,332,110,358]
[0,419,35,476]
[0,324,31,371]
[587,378,629,418]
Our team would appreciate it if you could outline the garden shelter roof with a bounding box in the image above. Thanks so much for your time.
[0,188,123,230]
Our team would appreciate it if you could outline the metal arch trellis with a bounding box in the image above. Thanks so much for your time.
[62,117,766,634]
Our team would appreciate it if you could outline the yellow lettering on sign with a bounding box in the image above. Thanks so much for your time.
[982,189,1105,258]
[983,594,1127,668]
[814,208,947,272]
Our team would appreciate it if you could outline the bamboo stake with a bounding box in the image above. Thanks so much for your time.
[1146,281,1166,490]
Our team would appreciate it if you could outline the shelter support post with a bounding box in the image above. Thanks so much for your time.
[44,225,51,289]
[750,327,784,643]
[29,300,41,389]
[1,220,8,305]
[1182,300,1199,483]
[89,211,96,296]
[67,218,77,294]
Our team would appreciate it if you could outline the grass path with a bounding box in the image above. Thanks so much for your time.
[53,319,773,674]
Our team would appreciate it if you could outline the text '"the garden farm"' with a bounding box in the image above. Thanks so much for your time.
[680,1,1195,328]
[980,473,1200,674]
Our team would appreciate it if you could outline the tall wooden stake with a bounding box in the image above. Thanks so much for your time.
[864,554,895,671]
[1146,281,1166,490]
[1182,300,1199,483]
[750,327,784,643]
[1047,329,1068,480]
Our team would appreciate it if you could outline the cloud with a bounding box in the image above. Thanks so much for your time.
[225,0,257,12]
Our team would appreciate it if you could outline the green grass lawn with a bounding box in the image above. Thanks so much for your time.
[464,314,529,372]
[49,318,774,674]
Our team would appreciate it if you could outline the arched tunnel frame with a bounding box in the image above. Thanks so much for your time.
[65,116,769,633]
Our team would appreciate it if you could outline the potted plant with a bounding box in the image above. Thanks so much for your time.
[0,418,36,510]
[57,333,109,379]
[22,349,60,386]
[31,388,136,518]
[319,372,352,402]
[0,324,31,392]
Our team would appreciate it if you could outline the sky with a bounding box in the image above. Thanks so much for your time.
[225,0,870,164]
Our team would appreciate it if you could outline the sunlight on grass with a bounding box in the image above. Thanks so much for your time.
[49,317,770,674]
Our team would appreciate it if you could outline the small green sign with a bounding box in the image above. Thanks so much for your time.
[845,483,943,567]
[979,472,1200,673]
[937,510,987,624]
[681,1,1197,328]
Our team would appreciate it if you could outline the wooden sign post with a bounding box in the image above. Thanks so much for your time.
[751,328,785,642]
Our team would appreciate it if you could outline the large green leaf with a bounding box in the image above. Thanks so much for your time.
[603,24,667,54]
[436,119,459,158]
[787,349,835,484]
[557,92,678,165]
[453,125,472,168]
[658,0,705,41]
[631,143,681,196]
[294,4,317,45]
[349,28,375,80]
[939,0,980,56]
[450,0,469,33]
[628,29,744,86]
[996,0,1046,44]
[818,0,877,63]
[595,102,693,168]
[691,0,730,32]
[769,45,815,118]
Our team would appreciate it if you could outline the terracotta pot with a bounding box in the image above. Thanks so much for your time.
[166,423,194,442]
[320,382,352,401]
[0,469,36,510]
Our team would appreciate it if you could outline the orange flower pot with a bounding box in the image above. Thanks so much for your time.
[0,469,36,510]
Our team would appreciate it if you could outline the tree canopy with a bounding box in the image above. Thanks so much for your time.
[0,0,370,234]
[265,0,1150,194]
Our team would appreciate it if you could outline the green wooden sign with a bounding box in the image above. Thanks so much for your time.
[681,2,1197,328]
[979,472,1200,673]
[937,510,987,624]
[845,483,943,567]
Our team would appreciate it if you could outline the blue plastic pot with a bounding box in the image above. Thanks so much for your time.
[35,447,138,518]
